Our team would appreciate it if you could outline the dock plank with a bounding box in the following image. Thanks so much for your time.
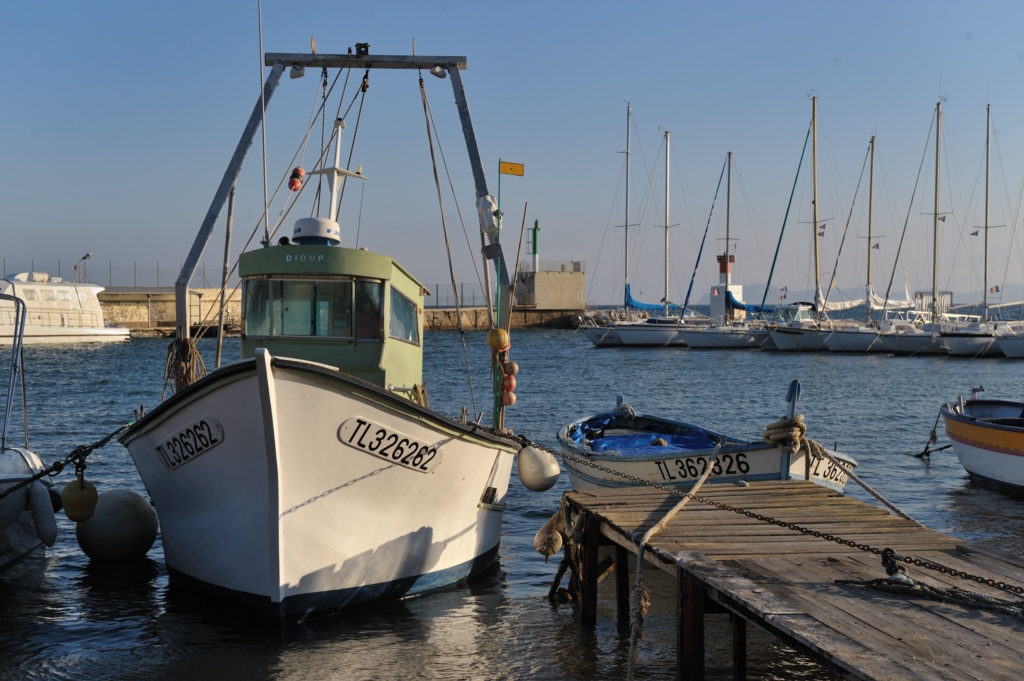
[564,481,1024,680]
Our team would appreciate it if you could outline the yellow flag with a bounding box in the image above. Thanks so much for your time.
[499,161,524,177]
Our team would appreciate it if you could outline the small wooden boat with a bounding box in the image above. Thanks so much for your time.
[941,388,1024,494]
[557,382,856,493]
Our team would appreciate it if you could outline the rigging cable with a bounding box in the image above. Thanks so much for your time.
[682,154,727,311]
[418,72,477,415]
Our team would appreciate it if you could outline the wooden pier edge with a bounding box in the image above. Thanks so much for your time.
[564,483,1024,680]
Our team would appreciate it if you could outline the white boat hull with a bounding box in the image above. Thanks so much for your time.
[767,326,830,352]
[877,330,946,355]
[825,328,881,353]
[941,398,1024,494]
[0,324,130,345]
[583,321,688,347]
[940,332,1001,357]
[559,442,851,493]
[675,326,762,349]
[0,448,54,578]
[996,335,1024,358]
[120,350,517,620]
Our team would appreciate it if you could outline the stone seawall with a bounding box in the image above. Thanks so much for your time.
[98,289,582,334]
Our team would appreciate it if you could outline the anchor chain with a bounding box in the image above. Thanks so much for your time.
[0,423,129,500]
[512,434,1024,600]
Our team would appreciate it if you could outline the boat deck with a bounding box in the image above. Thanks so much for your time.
[564,481,1024,680]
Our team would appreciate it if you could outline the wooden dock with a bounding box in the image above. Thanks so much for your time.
[564,481,1024,680]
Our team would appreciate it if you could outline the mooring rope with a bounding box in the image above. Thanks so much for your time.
[627,442,721,681]
[763,414,921,524]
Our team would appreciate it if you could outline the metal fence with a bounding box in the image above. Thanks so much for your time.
[2,260,240,289]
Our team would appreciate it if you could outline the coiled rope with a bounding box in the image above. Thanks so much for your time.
[163,336,207,398]
[627,441,721,681]
[763,414,920,524]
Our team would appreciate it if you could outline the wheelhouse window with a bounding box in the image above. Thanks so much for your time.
[389,288,420,345]
[355,281,383,340]
[244,279,355,338]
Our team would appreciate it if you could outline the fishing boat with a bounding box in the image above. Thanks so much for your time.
[557,381,856,493]
[0,273,129,345]
[118,47,558,622]
[941,387,1024,494]
[0,293,58,578]
[582,108,692,347]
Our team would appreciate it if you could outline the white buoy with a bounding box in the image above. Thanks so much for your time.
[76,489,158,562]
[517,446,561,492]
[28,481,57,547]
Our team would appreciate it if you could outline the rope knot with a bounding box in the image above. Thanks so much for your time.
[762,414,807,453]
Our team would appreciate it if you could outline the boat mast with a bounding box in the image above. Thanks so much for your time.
[624,102,632,309]
[932,99,941,324]
[983,103,990,318]
[866,135,874,324]
[663,130,670,317]
[811,96,822,317]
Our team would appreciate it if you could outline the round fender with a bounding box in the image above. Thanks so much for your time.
[29,481,58,547]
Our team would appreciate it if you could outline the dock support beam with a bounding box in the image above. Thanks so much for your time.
[731,613,747,680]
[582,513,600,627]
[678,569,705,680]
[615,544,630,628]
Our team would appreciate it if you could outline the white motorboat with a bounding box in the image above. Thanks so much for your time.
[0,273,129,345]
[557,382,856,494]
[0,293,58,578]
[118,47,557,622]
[941,388,1024,494]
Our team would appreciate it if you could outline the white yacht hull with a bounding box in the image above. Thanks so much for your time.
[120,350,517,621]
[940,332,1002,357]
[675,326,762,349]
[877,330,946,355]
[825,328,881,353]
[767,326,830,352]
[996,335,1024,358]
[0,324,130,345]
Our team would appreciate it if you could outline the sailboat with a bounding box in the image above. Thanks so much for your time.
[676,152,769,349]
[582,111,692,347]
[940,104,1008,357]
[117,47,558,622]
[768,96,834,352]
[878,100,952,355]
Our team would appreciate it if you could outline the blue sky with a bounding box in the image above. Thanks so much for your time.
[3,1,1024,306]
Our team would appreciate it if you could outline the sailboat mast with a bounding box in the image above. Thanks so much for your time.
[983,103,990,317]
[867,135,875,324]
[726,151,732,272]
[663,130,670,317]
[932,100,941,324]
[624,102,631,308]
[811,96,821,315]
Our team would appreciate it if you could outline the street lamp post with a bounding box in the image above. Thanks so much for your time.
[74,252,92,283]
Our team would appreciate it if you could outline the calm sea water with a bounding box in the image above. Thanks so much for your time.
[2,330,1024,680]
